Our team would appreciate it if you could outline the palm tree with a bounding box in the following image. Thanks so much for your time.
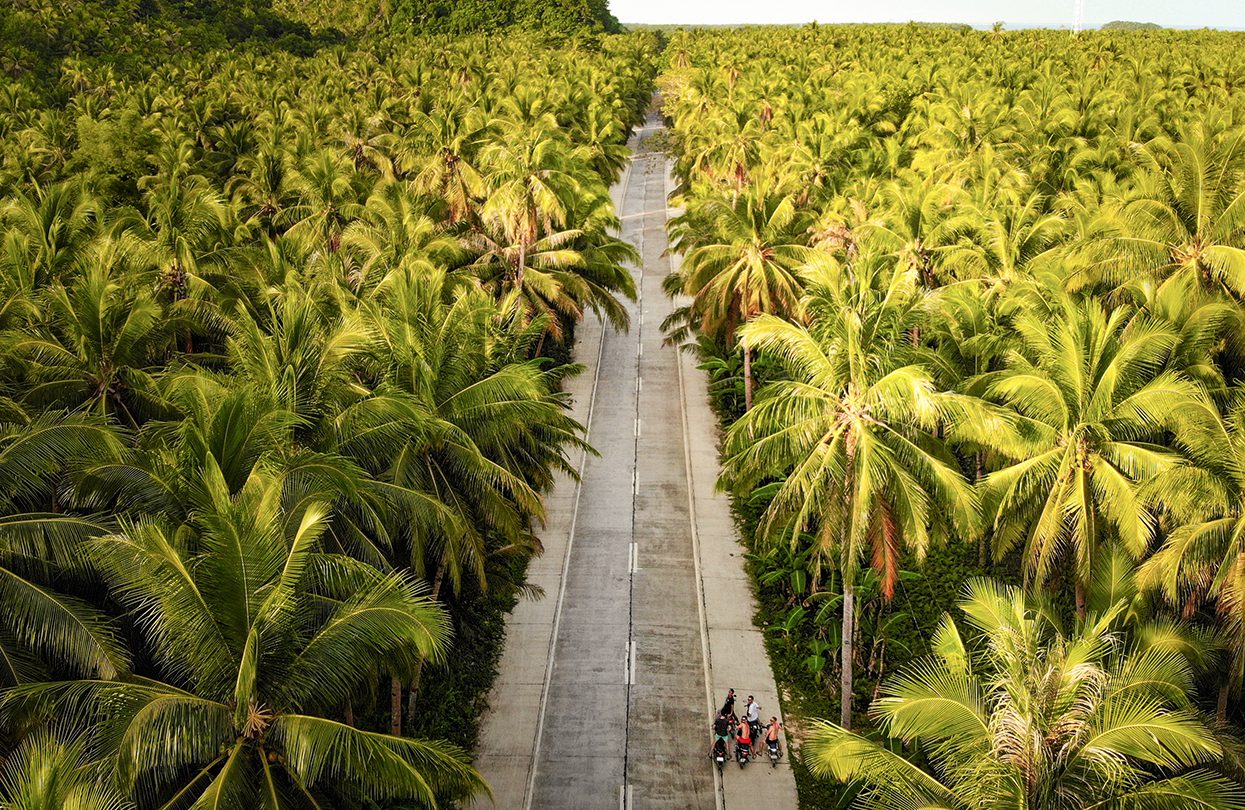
[0,729,134,810]
[1140,388,1245,716]
[869,173,964,292]
[122,169,232,306]
[665,188,814,409]
[721,256,978,728]
[937,187,1066,292]
[7,466,486,808]
[359,266,587,725]
[805,579,1244,810]
[459,212,635,345]
[686,107,763,201]
[477,128,579,255]
[339,183,459,294]
[0,408,129,686]
[223,289,370,436]
[1076,124,1245,298]
[8,247,174,424]
[281,150,363,256]
[402,103,490,225]
[0,181,99,287]
[228,147,300,239]
[975,293,1202,617]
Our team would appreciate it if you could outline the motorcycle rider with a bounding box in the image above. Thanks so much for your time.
[763,717,783,758]
[735,716,752,759]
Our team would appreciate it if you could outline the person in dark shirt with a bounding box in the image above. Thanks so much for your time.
[719,688,736,720]
[712,712,730,742]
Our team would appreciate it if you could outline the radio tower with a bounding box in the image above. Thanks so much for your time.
[1072,0,1087,34]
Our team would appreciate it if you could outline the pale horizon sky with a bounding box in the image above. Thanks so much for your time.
[611,0,1242,29]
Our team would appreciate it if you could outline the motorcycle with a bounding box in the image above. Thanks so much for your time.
[711,739,728,774]
[765,738,781,768]
[734,738,751,769]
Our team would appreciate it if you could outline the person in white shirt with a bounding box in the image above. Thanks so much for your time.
[744,696,761,752]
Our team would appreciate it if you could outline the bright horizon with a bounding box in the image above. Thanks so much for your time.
[611,0,1243,29]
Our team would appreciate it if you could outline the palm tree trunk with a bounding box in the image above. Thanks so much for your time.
[841,579,855,729]
[1077,472,1095,621]
[742,345,754,411]
[390,676,403,736]
[345,702,355,727]
[976,452,988,569]
[1218,679,1231,722]
[841,425,858,731]
[406,565,447,725]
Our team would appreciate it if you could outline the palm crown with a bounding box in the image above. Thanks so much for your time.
[806,579,1244,809]
[9,465,484,808]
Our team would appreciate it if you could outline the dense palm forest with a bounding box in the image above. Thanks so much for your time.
[0,16,656,807]
[8,5,1245,807]
[660,25,1245,808]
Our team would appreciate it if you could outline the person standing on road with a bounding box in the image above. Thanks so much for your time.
[744,696,761,751]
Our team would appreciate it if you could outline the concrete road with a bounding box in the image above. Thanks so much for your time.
[471,113,800,810]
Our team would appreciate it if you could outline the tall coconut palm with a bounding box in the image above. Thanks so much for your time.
[0,729,134,810]
[477,128,580,262]
[868,173,965,291]
[219,292,483,735]
[359,266,587,726]
[8,247,174,424]
[281,151,364,256]
[1077,124,1245,298]
[0,181,99,287]
[665,188,814,409]
[1140,388,1245,715]
[805,579,1244,810]
[122,170,232,307]
[937,187,1066,292]
[686,107,763,201]
[976,293,1202,617]
[0,408,129,686]
[721,256,978,728]
[228,147,300,239]
[6,466,486,808]
[403,103,490,225]
[339,183,459,294]
[459,213,636,345]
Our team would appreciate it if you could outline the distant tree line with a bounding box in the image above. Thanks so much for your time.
[2,0,620,90]
[1101,20,1163,30]
[268,0,621,37]
[395,0,619,34]
[0,0,338,89]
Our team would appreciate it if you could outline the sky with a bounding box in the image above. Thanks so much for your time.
[611,0,1243,29]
